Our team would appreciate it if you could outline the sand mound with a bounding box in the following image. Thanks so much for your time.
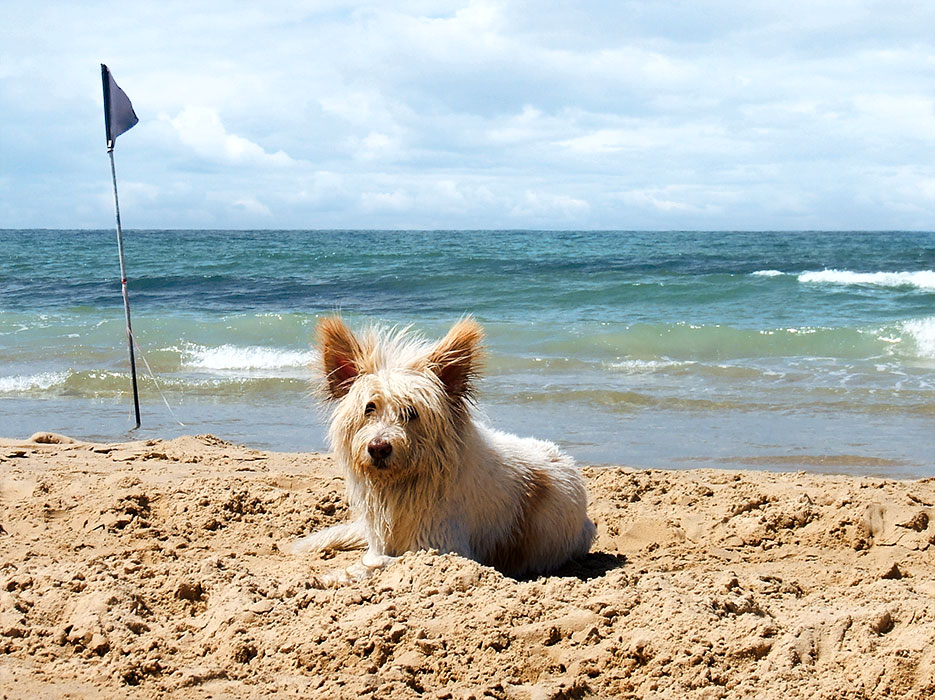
[1,434,933,699]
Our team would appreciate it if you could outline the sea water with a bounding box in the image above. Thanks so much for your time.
[1,230,933,476]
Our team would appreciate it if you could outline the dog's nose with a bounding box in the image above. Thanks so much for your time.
[367,438,393,462]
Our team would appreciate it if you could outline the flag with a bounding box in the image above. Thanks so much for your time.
[101,64,138,148]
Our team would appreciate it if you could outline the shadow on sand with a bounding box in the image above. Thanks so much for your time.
[517,551,626,582]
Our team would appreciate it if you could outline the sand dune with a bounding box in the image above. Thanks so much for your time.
[1,434,933,699]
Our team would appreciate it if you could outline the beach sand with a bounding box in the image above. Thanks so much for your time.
[1,433,933,699]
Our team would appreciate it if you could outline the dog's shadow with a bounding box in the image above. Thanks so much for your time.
[518,550,627,582]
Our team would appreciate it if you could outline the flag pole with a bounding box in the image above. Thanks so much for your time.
[108,145,141,429]
[102,64,141,429]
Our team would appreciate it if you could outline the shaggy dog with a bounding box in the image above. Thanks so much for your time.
[291,317,595,580]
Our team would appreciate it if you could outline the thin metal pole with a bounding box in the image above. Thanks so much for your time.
[108,146,141,429]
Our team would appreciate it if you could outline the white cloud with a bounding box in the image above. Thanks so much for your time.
[559,128,662,154]
[511,191,590,220]
[165,107,295,168]
[3,1,935,229]
[919,179,935,202]
[361,189,413,213]
[319,91,400,129]
[486,106,546,144]
[351,131,402,161]
[232,196,273,217]
[851,94,935,142]
[620,186,728,215]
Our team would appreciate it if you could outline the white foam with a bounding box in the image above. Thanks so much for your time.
[751,270,785,277]
[0,371,68,393]
[902,318,935,359]
[798,269,935,289]
[181,344,317,371]
[609,359,690,374]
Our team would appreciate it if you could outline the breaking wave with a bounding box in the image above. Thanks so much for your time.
[797,270,935,289]
[180,344,316,371]
[0,371,69,393]
[902,317,935,359]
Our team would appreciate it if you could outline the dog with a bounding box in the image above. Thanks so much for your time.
[291,316,595,580]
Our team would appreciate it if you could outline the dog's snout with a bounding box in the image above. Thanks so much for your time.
[367,438,393,462]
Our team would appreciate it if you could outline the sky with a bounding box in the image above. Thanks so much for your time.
[2,1,935,231]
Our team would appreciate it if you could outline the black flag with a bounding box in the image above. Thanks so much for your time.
[101,64,138,149]
[101,63,142,428]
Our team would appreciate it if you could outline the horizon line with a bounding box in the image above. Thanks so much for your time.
[3,228,934,234]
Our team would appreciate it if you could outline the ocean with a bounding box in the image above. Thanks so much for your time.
[1,229,933,476]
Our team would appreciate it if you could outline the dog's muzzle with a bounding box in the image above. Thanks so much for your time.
[367,437,393,468]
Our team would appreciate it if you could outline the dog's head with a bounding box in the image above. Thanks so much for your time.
[316,316,484,481]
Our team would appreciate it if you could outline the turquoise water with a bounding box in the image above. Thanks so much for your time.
[1,230,933,475]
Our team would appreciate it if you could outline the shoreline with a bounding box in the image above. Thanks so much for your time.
[3,397,933,480]
[1,433,933,698]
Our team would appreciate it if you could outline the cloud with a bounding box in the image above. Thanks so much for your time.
[232,196,273,217]
[558,128,664,155]
[3,1,935,229]
[511,191,590,220]
[851,94,935,142]
[360,189,413,213]
[619,186,729,215]
[350,131,402,161]
[165,107,295,168]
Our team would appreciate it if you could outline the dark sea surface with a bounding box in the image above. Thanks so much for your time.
[1,229,933,475]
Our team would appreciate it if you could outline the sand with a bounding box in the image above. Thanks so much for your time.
[1,432,933,699]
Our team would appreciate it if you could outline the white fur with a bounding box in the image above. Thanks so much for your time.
[291,318,595,580]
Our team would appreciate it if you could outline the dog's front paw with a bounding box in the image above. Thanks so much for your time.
[343,552,394,582]
[362,551,394,570]
[317,568,356,587]
[316,564,370,587]
[317,552,395,587]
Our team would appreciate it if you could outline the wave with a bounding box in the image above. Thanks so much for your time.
[750,269,935,290]
[171,320,935,375]
[607,359,695,374]
[505,319,935,366]
[0,369,312,398]
[179,344,317,371]
[902,317,935,359]
[797,269,935,289]
[0,371,69,393]
[536,323,888,362]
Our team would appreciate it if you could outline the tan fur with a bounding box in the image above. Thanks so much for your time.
[423,319,485,408]
[292,317,596,581]
[318,317,363,398]
[485,467,552,573]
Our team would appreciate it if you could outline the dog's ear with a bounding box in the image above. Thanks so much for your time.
[426,318,484,404]
[317,317,363,400]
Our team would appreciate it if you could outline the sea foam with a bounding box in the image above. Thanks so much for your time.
[608,359,692,374]
[902,318,935,359]
[0,371,69,393]
[181,344,317,371]
[798,270,935,289]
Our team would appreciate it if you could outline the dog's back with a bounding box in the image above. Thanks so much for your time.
[458,424,595,577]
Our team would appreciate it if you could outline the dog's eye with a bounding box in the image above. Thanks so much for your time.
[364,402,377,415]
[402,406,419,422]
